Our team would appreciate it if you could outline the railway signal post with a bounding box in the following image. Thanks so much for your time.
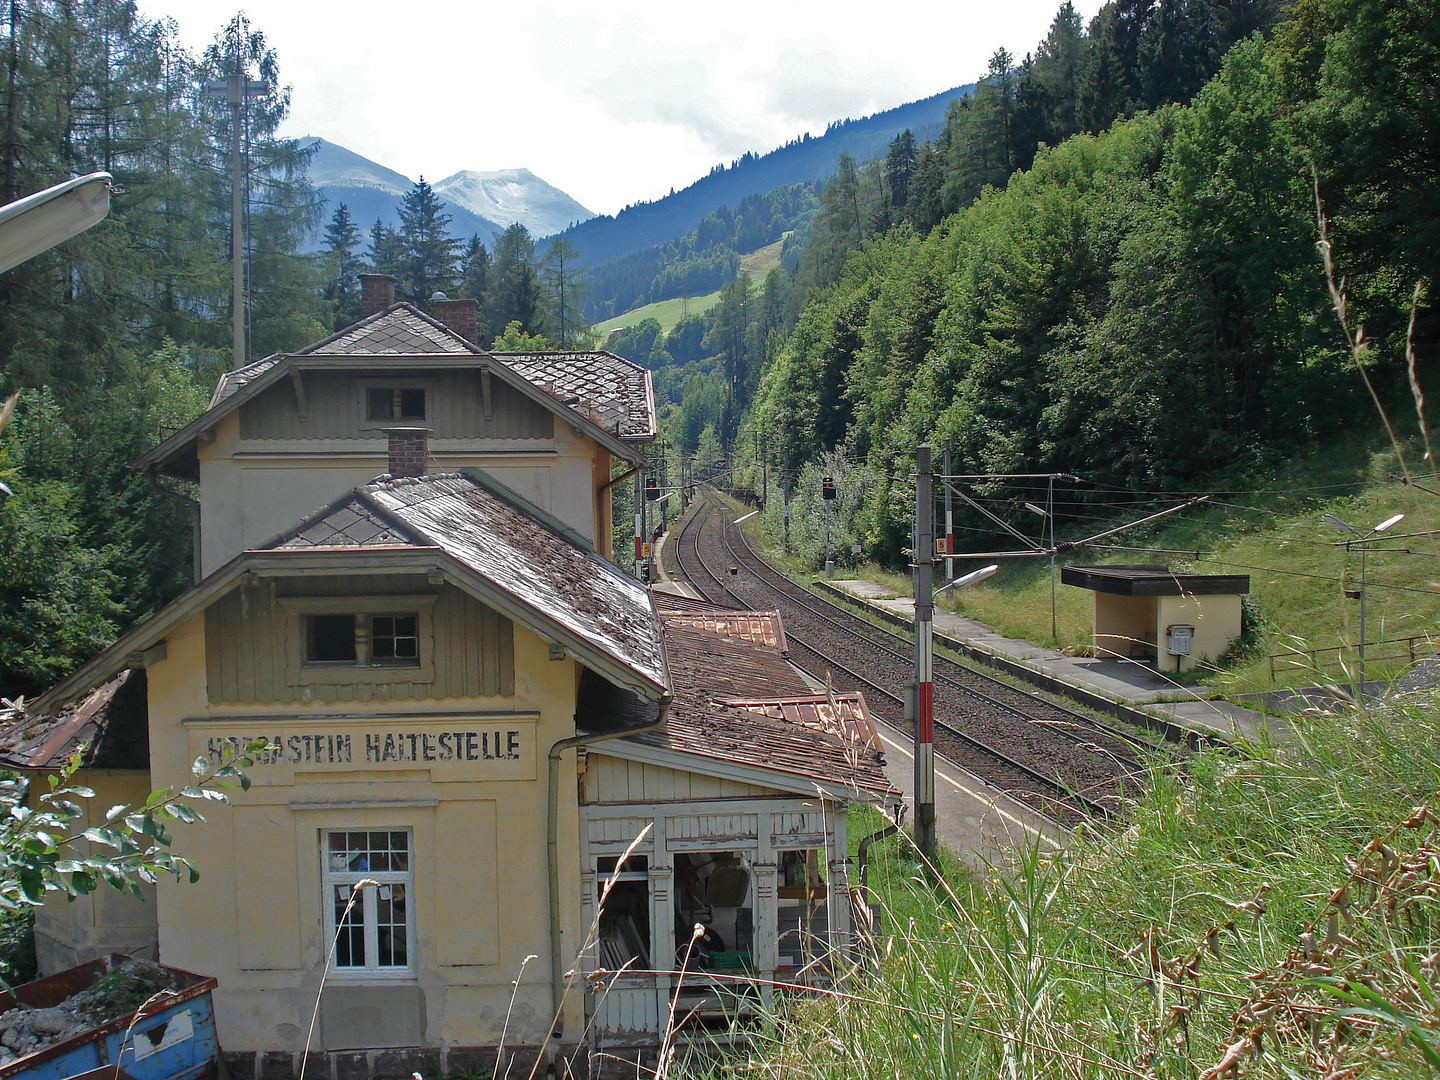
[913,446,936,859]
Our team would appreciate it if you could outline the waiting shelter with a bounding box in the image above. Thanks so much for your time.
[1060,565,1250,673]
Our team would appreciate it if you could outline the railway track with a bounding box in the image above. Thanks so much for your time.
[664,487,1161,827]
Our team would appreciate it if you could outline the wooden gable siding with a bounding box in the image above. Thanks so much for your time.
[204,575,514,704]
[237,372,554,441]
[585,753,774,804]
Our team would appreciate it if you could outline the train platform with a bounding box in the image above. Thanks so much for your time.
[819,579,1285,747]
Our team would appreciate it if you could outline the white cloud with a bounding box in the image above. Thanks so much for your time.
[136,0,1099,216]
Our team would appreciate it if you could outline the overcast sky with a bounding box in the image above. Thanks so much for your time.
[137,0,1097,218]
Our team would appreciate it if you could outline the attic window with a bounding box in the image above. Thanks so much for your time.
[309,614,357,662]
[283,595,438,686]
[367,387,426,421]
[304,613,420,667]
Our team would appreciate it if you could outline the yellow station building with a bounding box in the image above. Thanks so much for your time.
[2,278,899,1078]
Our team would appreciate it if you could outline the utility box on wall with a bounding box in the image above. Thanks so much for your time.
[1166,624,1194,657]
[1060,566,1249,674]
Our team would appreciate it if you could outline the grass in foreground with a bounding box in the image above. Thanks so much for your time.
[672,693,1440,1079]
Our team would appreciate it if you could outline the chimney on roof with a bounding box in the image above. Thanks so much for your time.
[359,273,397,318]
[384,427,431,479]
[431,294,481,344]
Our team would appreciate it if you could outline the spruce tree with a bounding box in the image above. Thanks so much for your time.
[396,176,459,307]
[323,203,363,329]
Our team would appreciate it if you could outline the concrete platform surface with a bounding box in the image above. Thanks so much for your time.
[826,580,1281,745]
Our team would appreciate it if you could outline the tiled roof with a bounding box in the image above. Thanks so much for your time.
[274,495,415,549]
[297,305,481,358]
[495,352,654,438]
[269,473,668,694]
[210,355,281,407]
[0,670,148,770]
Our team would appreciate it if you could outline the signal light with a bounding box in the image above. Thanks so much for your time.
[822,477,836,500]
[645,477,659,501]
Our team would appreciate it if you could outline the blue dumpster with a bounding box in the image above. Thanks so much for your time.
[0,956,219,1080]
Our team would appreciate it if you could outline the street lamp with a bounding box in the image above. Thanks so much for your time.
[1323,512,1404,693]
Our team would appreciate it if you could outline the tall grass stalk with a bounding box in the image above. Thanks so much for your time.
[673,695,1440,1078]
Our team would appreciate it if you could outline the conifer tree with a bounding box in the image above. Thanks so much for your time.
[396,176,459,307]
[323,202,363,329]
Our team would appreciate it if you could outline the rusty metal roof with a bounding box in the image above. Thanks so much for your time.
[631,698,897,804]
[272,472,668,694]
[720,693,882,752]
[659,609,787,652]
[627,612,897,803]
[0,670,148,770]
[494,351,655,439]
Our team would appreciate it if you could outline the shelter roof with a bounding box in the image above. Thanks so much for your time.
[0,670,147,770]
[1061,564,1250,597]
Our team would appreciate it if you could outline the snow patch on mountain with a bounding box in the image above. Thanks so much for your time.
[434,168,594,239]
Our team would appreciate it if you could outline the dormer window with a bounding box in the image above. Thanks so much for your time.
[367,387,426,421]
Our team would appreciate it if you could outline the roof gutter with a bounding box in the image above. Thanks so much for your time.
[546,691,670,1039]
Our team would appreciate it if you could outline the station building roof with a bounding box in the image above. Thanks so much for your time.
[135,304,655,479]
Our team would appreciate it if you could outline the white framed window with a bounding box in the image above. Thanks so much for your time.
[325,829,414,976]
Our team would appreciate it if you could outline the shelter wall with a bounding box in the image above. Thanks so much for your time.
[1157,593,1243,674]
[1092,594,1158,661]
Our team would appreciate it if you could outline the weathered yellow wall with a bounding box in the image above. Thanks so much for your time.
[1156,593,1243,674]
[146,607,587,1053]
[32,769,157,975]
[204,577,514,704]
[198,404,613,576]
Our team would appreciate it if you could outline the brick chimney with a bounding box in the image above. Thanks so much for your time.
[359,273,398,318]
[384,427,431,479]
[431,295,480,344]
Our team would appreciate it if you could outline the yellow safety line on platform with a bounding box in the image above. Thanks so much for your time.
[876,728,1064,851]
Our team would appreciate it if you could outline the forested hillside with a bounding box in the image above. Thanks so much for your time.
[555,81,973,269]
[0,5,325,699]
[718,0,1435,567]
